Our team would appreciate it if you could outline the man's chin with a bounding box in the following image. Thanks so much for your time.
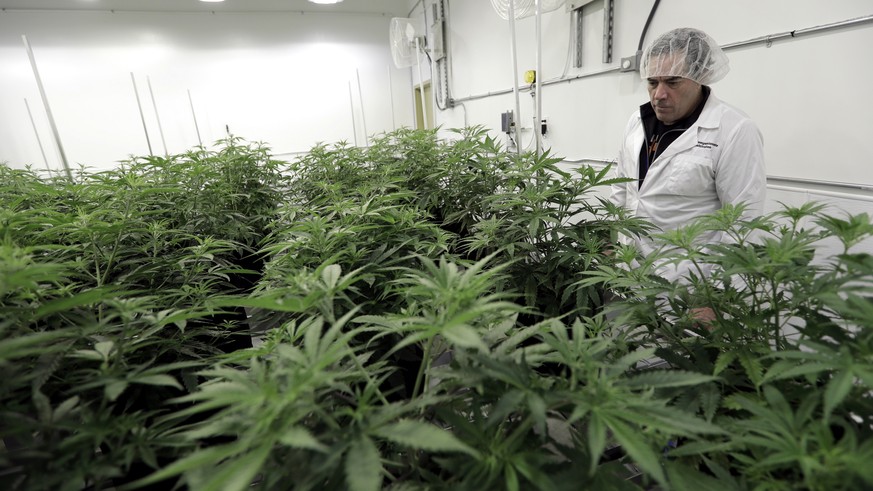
[654,109,675,124]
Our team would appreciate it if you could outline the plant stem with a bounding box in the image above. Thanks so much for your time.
[412,336,435,400]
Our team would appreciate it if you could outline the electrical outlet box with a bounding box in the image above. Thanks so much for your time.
[540,118,548,136]
[501,111,514,134]
[620,51,642,72]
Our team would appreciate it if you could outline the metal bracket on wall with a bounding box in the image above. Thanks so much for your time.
[429,1,445,61]
[572,7,583,68]
[568,0,596,68]
[602,0,614,64]
[566,0,598,11]
[569,0,614,67]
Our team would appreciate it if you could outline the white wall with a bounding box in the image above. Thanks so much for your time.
[408,0,873,255]
[0,9,415,172]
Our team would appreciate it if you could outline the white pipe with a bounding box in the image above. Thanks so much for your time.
[146,76,168,156]
[534,0,543,155]
[22,34,72,180]
[507,0,522,154]
[767,185,873,204]
[355,68,369,146]
[768,175,873,192]
[562,159,873,199]
[130,73,154,156]
[415,37,429,129]
[24,98,51,173]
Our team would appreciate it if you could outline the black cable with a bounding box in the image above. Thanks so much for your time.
[637,0,661,52]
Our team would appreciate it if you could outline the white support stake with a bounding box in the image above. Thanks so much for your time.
[415,37,429,129]
[24,98,51,173]
[387,65,397,130]
[507,1,522,154]
[188,89,203,147]
[355,69,369,146]
[22,34,72,180]
[348,80,359,147]
[147,76,168,156]
[535,0,544,155]
[130,73,154,156]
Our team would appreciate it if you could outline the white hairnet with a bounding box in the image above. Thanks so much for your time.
[641,28,730,85]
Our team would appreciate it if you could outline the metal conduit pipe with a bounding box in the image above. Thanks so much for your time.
[453,65,620,104]
[721,14,873,50]
[451,13,873,105]
[407,0,423,18]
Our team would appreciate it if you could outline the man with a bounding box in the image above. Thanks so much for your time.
[611,27,766,290]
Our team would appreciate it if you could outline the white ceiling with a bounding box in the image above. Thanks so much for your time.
[0,0,412,16]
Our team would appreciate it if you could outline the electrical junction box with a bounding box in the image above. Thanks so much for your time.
[620,51,642,72]
[501,111,514,134]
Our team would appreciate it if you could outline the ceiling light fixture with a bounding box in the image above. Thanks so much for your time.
[308,0,344,4]
[199,0,225,3]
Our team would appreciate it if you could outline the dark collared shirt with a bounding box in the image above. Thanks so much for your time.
[638,85,711,188]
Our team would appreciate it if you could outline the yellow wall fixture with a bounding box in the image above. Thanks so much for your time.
[524,70,536,84]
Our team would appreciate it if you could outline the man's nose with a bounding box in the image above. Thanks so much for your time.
[653,84,668,100]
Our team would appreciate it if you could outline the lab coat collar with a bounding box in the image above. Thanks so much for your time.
[636,86,715,169]
[646,90,721,164]
[695,91,724,130]
[639,85,712,130]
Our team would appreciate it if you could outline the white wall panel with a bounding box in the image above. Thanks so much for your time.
[406,0,873,245]
[427,1,873,185]
[0,9,415,171]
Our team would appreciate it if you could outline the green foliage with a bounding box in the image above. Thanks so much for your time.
[2,129,873,491]
[585,202,873,490]
[0,139,288,489]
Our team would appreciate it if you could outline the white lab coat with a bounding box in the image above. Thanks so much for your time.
[610,92,766,283]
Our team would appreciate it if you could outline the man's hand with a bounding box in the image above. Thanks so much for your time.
[690,307,716,330]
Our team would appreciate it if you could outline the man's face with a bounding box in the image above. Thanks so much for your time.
[646,76,703,125]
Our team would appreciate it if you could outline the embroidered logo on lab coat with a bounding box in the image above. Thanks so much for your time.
[696,141,719,149]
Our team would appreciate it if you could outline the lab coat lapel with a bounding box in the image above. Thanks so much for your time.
[649,94,724,165]
[655,127,698,162]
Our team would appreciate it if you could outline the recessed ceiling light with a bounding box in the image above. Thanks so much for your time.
[200,0,225,3]
[308,0,344,4]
